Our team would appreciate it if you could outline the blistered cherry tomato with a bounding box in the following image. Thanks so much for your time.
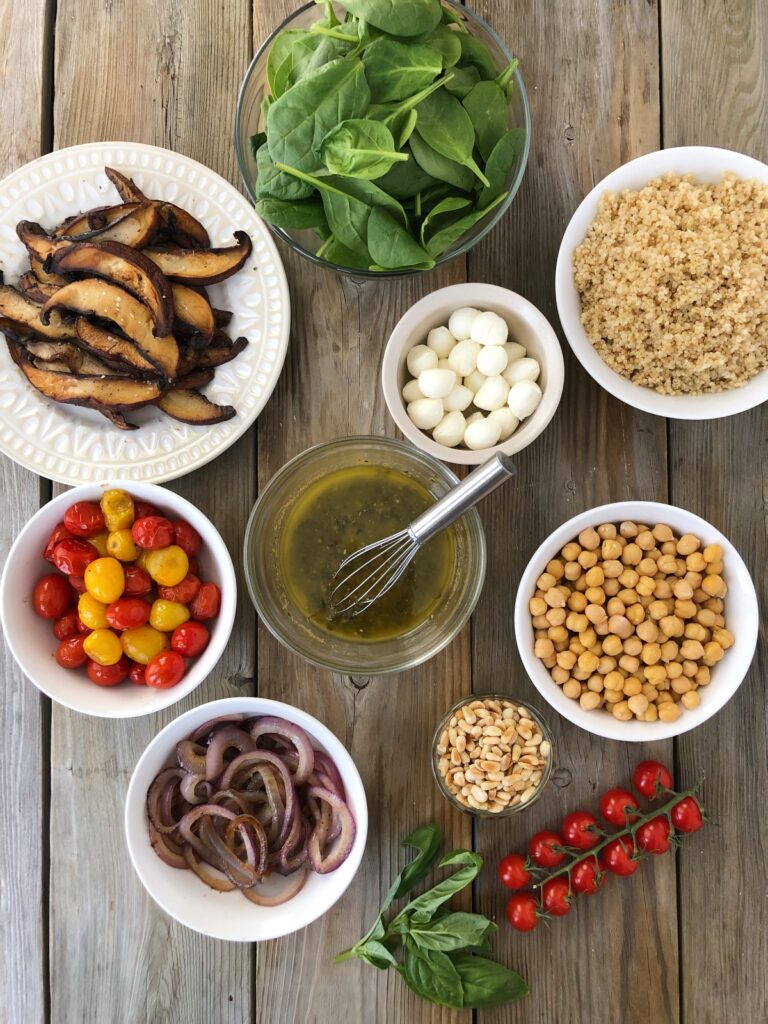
[56,635,88,669]
[131,515,175,550]
[190,582,220,621]
[83,628,123,666]
[173,519,201,556]
[562,810,601,850]
[171,621,210,658]
[599,788,640,826]
[106,597,151,631]
[87,656,129,686]
[671,796,703,833]
[571,856,604,895]
[100,489,134,532]
[158,573,200,604]
[52,538,99,576]
[123,565,152,597]
[602,836,638,876]
[145,546,189,587]
[44,523,73,562]
[33,574,72,619]
[78,592,109,629]
[187,556,199,576]
[69,575,86,595]
[121,624,169,665]
[64,501,105,538]
[150,599,190,632]
[53,608,81,640]
[106,529,137,562]
[497,854,532,890]
[506,893,538,932]
[129,663,147,685]
[632,760,673,800]
[636,816,671,854]
[133,500,158,519]
[90,533,110,556]
[84,557,125,604]
[542,877,571,917]
[145,650,186,689]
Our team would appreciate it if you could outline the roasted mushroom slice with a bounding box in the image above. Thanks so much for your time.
[17,336,117,376]
[18,272,59,305]
[213,308,233,328]
[52,202,141,238]
[175,367,215,390]
[99,409,138,430]
[41,280,178,380]
[105,167,210,248]
[16,221,68,263]
[156,388,236,425]
[30,255,67,288]
[49,240,174,336]
[68,203,162,248]
[144,231,252,285]
[172,283,215,342]
[74,319,161,377]
[0,286,74,340]
[177,336,247,375]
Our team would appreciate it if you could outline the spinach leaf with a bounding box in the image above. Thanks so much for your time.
[441,6,467,28]
[375,158,437,199]
[337,0,442,37]
[497,56,520,93]
[368,71,453,128]
[390,107,418,148]
[362,37,443,103]
[367,207,434,269]
[415,89,489,186]
[418,195,471,246]
[409,133,475,191]
[255,143,314,201]
[402,944,463,1009]
[457,32,498,79]
[397,850,483,925]
[249,132,267,159]
[444,65,480,98]
[416,25,461,67]
[267,57,370,172]
[450,953,529,1008]
[462,79,509,160]
[318,235,373,271]
[321,119,408,179]
[478,128,525,208]
[409,912,496,952]
[266,30,320,98]
[255,197,327,230]
[424,191,507,256]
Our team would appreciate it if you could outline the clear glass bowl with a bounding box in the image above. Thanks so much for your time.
[235,0,531,279]
[432,694,553,818]
[243,436,486,674]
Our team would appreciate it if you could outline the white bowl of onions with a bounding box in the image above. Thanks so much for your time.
[124,696,368,941]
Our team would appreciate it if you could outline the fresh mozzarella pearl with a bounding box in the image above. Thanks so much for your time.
[465,411,485,427]
[406,344,438,377]
[426,326,456,357]
[437,358,452,370]
[470,310,509,346]
[402,378,424,403]
[476,345,508,376]
[443,383,474,412]
[433,410,466,448]
[419,368,457,399]
[507,379,543,419]
[463,369,486,393]
[488,407,520,441]
[447,339,481,377]
[474,375,510,411]
[464,415,502,450]
[504,341,526,364]
[407,397,444,430]
[503,356,540,385]
[448,306,481,340]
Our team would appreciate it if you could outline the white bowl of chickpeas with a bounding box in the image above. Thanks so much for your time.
[513,502,758,740]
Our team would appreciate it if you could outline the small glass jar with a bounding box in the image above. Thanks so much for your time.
[432,693,553,818]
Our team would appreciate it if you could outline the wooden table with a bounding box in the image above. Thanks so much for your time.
[2,2,766,1021]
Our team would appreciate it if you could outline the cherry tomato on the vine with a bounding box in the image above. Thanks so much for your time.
[632,760,673,800]
[190,582,220,621]
[636,816,671,855]
[570,856,604,895]
[599,788,640,826]
[506,893,539,932]
[529,831,566,868]
[497,854,532,890]
[87,656,129,686]
[562,810,601,850]
[33,574,72,619]
[671,796,703,833]
[158,573,200,604]
[52,538,99,576]
[53,609,81,640]
[171,621,210,658]
[145,650,186,689]
[63,501,105,538]
[542,877,571,917]
[602,836,639,876]
[172,519,201,556]
[123,565,152,597]
[43,523,72,562]
[56,635,87,669]
[131,515,175,550]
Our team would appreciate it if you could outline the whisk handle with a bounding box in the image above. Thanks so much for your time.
[409,453,516,544]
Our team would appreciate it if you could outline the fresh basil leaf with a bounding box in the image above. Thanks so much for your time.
[419,196,471,246]
[462,79,509,160]
[409,133,475,191]
[415,89,489,186]
[457,33,498,79]
[337,0,442,38]
[354,940,399,970]
[425,191,507,256]
[478,128,525,208]
[444,65,480,98]
[254,197,327,230]
[321,119,409,179]
[367,206,434,269]
[392,825,443,899]
[255,143,314,201]
[395,850,483,926]
[449,952,529,1008]
[402,944,464,1009]
[362,37,443,103]
[375,157,436,199]
[409,912,496,952]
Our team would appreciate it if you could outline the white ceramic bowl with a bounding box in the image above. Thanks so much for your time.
[382,283,565,465]
[514,501,758,741]
[124,696,368,941]
[555,146,768,420]
[0,481,236,718]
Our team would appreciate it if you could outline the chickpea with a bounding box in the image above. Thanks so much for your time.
[532,614,549,629]
[704,597,724,613]
[544,588,566,609]
[534,638,555,659]
[686,552,707,572]
[685,570,703,589]
[556,650,577,670]
[642,683,659,702]
[603,670,625,692]
[597,523,617,540]
[584,587,605,606]
[703,641,724,665]
[702,574,727,598]
[579,628,598,650]
[602,559,623,579]
[578,651,600,674]
[619,521,639,538]
[586,603,607,624]
[577,550,599,569]
[618,588,639,606]
[703,543,722,563]
[578,527,600,551]
[653,579,673,600]
[659,614,684,638]
[572,665,591,681]
[673,579,694,600]
[606,597,625,617]
[637,576,656,597]
[657,554,678,575]
[548,626,569,643]
[568,591,588,612]
[603,579,620,597]
[551,665,570,684]
[680,639,704,661]
[563,679,581,700]
[537,571,556,591]
[546,607,567,627]
[676,533,700,556]
[637,557,658,577]
[573,576,588,593]
[681,660,698,678]
[656,691,674,704]
[681,690,701,710]
[564,561,582,580]
[597,655,616,674]
[600,538,621,560]
[529,596,547,616]
[644,664,667,686]
[658,701,681,723]
[706,560,724,576]
[636,530,655,550]
[623,635,643,657]
[562,542,581,561]
[695,666,711,686]
[580,691,602,711]
[612,701,633,721]
[546,559,565,579]
[622,543,642,566]
[608,614,633,638]
[566,611,588,633]
[648,600,669,621]
[618,568,639,588]
[619,655,640,675]
[712,626,734,649]
[671,676,692,695]
[602,635,623,657]
[627,694,649,716]
[641,642,662,665]
[626,603,646,625]
[674,599,697,620]
[636,619,658,643]
[666,661,683,680]
[660,639,679,662]
[603,689,623,704]
[587,674,604,693]
[594,620,610,637]
[661,540,678,555]
[642,703,659,722]
[684,622,707,642]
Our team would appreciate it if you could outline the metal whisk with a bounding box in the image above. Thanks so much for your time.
[329,453,516,618]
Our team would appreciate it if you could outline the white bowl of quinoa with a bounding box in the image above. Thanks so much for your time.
[555,147,768,419]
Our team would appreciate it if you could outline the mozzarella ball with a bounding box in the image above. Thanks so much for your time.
[433,410,467,448]
[488,407,520,441]
[476,345,508,376]
[464,415,502,450]
[463,369,486,393]
[447,339,481,377]
[507,380,543,419]
[503,356,540,386]
[474,375,510,411]
[437,358,452,370]
[407,397,444,430]
[402,378,424,403]
[504,341,526,364]
[470,310,509,346]
[443,383,474,412]
[419,368,456,399]
[465,411,485,427]
[448,306,481,341]
[426,326,456,358]
[406,344,438,377]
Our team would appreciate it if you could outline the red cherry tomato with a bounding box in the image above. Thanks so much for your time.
[190,582,220,621]
[562,810,601,850]
[506,893,538,932]
[528,830,566,868]
[131,515,175,550]
[33,573,72,619]
[187,556,199,576]
[172,519,202,556]
[602,836,639,876]
[133,500,159,520]
[571,856,604,895]
[44,522,73,562]
[87,656,129,686]
[129,663,147,685]
[56,635,87,669]
[53,608,81,640]
[76,616,91,635]
[123,565,153,597]
[671,796,704,833]
[599,788,640,826]
[636,816,672,854]
[171,621,210,658]
[145,650,186,689]
[158,573,201,604]
[542,877,571,917]
[497,853,532,890]
[52,538,99,576]
[69,575,87,596]
[106,597,151,631]
[64,500,105,538]
[632,760,673,800]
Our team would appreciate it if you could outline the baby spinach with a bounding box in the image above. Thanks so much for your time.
[376,155,437,198]
[415,89,489,186]
[425,191,508,256]
[462,79,509,160]
[458,32,498,79]
[362,37,442,102]
[321,119,408,178]
[418,195,471,246]
[367,206,434,269]
[390,107,418,148]
[409,133,475,191]
[417,25,461,67]
[266,30,320,98]
[337,0,442,37]
[255,143,313,201]
[478,128,526,208]
[254,197,327,229]
[444,64,481,98]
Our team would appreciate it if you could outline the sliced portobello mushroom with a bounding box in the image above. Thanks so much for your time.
[156,388,236,425]
[48,240,174,336]
[30,255,67,287]
[172,283,214,342]
[0,286,74,340]
[177,335,247,375]
[18,272,59,304]
[213,307,233,327]
[41,279,178,380]
[16,221,68,263]
[99,409,138,430]
[74,318,161,376]
[144,231,252,285]
[175,367,215,390]
[105,167,210,248]
[52,202,141,238]
[17,336,117,376]
[65,202,162,248]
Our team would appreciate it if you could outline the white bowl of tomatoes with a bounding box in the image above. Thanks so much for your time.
[0,481,236,718]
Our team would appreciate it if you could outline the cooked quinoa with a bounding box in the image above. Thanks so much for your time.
[572,172,768,395]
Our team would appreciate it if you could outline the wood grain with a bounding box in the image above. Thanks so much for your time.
[48,3,256,1022]
[662,1,768,1020]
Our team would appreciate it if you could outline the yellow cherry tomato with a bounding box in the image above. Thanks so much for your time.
[78,592,109,630]
[90,532,110,557]
[107,529,138,562]
[100,488,135,532]
[83,628,123,666]
[145,545,189,587]
[84,557,125,604]
[121,624,169,665]
[150,599,190,632]
[135,548,152,572]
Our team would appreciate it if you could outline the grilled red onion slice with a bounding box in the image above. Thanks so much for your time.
[176,741,207,775]
[306,787,356,875]
[204,726,257,781]
[243,867,309,906]
[249,716,315,784]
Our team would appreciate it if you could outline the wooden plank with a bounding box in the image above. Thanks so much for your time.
[47,3,256,1023]
[0,2,52,1022]
[661,2,768,1020]
[469,3,680,1022]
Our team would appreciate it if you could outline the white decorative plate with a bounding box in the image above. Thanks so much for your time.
[0,141,290,484]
